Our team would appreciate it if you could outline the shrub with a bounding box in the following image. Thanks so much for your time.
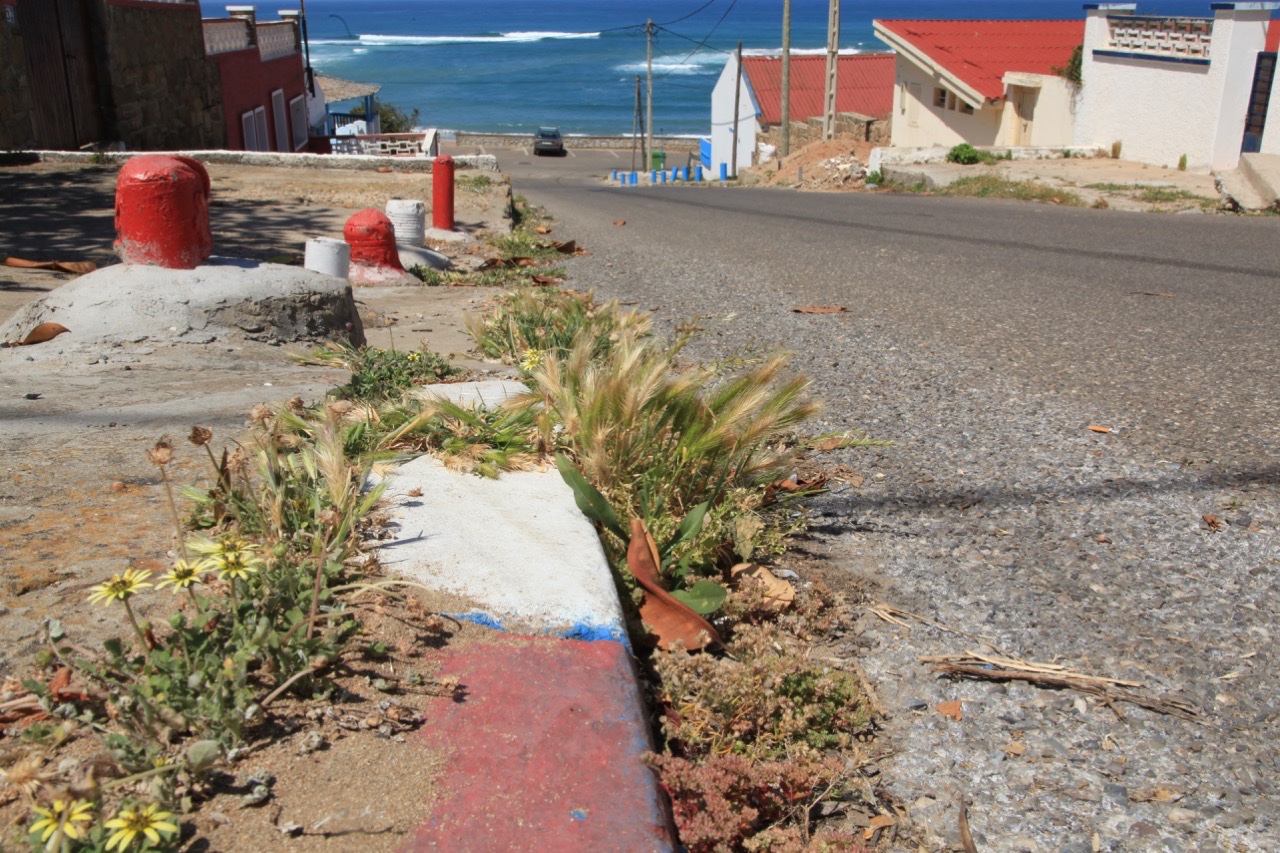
[946,143,985,165]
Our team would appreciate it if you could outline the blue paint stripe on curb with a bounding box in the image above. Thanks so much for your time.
[447,611,632,649]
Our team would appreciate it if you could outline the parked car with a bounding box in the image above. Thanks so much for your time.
[533,126,564,156]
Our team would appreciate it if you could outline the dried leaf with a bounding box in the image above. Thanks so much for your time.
[406,487,423,498]
[1202,513,1223,531]
[1001,741,1027,756]
[729,563,795,611]
[531,275,560,286]
[1133,291,1175,298]
[376,165,393,173]
[936,699,963,721]
[6,322,71,347]
[1095,533,1112,544]
[627,519,722,651]
[815,436,846,451]
[863,814,895,840]
[2,257,95,275]
[548,240,578,255]
[791,305,848,314]
[514,257,538,268]
[1088,425,1112,433]
[534,225,552,234]
[613,220,626,226]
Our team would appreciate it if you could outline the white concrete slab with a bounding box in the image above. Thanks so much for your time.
[409,379,528,408]
[378,453,626,644]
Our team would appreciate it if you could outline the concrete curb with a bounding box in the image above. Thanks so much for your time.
[380,381,674,850]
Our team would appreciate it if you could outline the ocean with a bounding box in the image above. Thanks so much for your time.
[199,0,1213,135]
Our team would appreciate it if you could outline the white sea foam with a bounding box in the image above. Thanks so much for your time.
[614,54,724,76]
[311,31,601,47]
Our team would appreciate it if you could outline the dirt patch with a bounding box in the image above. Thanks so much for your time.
[0,159,521,850]
[736,135,1225,212]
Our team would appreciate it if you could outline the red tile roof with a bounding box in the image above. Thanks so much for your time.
[876,20,1084,101]
[1267,17,1280,53]
[741,53,895,125]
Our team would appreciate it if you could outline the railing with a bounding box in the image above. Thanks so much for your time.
[204,18,252,55]
[327,113,374,135]
[257,21,299,61]
[1107,16,1212,60]
[329,132,439,158]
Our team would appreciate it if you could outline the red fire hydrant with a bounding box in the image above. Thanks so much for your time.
[114,155,213,269]
[432,155,455,231]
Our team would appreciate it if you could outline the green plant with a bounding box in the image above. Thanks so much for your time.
[518,331,818,574]
[457,173,493,192]
[464,287,649,366]
[1178,153,1188,171]
[937,175,1085,206]
[309,342,464,402]
[1111,140,1123,159]
[349,99,419,133]
[1053,44,1084,87]
[865,170,882,185]
[946,143,994,165]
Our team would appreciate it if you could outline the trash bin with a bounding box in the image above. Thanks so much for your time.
[650,151,666,170]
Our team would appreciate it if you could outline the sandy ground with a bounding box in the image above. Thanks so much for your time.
[739,136,1224,211]
[0,158,517,851]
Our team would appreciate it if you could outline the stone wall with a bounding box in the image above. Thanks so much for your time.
[88,0,225,150]
[0,8,35,150]
[758,113,889,153]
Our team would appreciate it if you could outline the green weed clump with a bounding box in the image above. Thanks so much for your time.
[310,342,464,402]
[464,287,649,367]
[18,407,391,847]
[938,175,1085,206]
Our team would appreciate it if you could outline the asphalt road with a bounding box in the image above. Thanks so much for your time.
[489,147,1280,476]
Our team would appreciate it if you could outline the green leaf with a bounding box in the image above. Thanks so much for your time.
[670,580,728,615]
[555,454,626,540]
[660,501,708,562]
[186,740,222,775]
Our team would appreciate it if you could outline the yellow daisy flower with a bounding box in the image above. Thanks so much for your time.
[30,798,94,844]
[520,348,543,371]
[104,802,178,851]
[87,568,153,606]
[190,535,265,581]
[154,558,210,591]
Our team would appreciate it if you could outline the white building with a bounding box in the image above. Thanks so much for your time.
[708,52,894,176]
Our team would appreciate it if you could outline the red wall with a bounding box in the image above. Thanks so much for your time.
[213,48,305,151]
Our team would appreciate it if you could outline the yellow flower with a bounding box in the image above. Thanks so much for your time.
[407,351,422,362]
[155,558,209,591]
[87,568,153,606]
[104,802,178,851]
[520,349,542,371]
[189,535,265,581]
[30,798,94,845]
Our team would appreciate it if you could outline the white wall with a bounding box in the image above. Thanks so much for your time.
[889,58,1002,148]
[709,57,759,176]
[1074,4,1272,171]
[1263,62,1280,153]
[1007,74,1078,146]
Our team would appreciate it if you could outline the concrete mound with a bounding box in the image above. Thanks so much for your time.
[0,258,364,349]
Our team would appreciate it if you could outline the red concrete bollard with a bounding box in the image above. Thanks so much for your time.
[114,155,213,269]
[432,155,455,231]
[343,208,415,285]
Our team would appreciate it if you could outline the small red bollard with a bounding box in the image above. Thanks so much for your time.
[432,155,455,231]
[114,155,213,269]
[343,208,415,285]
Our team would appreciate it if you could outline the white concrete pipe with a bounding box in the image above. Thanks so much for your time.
[385,198,426,246]
[304,237,351,280]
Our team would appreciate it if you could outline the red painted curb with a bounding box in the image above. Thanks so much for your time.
[405,635,675,852]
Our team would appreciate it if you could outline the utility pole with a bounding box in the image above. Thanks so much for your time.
[646,19,654,170]
[781,0,791,157]
[731,41,742,177]
[634,75,645,172]
[823,0,840,139]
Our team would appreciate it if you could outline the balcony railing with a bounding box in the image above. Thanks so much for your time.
[1107,16,1212,60]
[257,21,300,61]
[204,18,252,55]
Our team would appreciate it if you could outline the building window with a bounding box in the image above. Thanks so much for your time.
[899,82,908,115]
[960,102,975,115]
[289,95,308,149]
[934,87,948,108]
